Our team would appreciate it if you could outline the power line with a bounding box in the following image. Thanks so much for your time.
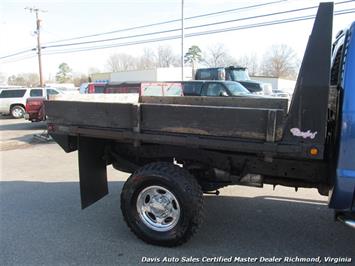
[1,1,286,60]
[0,54,37,64]
[188,1,353,31]
[40,9,355,56]
[40,4,332,49]
[0,48,35,60]
[2,1,353,59]
[4,9,355,59]
[40,0,354,46]
[1,4,354,61]
[188,9,355,38]
[41,2,353,50]
[42,28,181,49]
[42,0,288,45]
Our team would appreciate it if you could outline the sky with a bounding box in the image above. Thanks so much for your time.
[0,0,354,81]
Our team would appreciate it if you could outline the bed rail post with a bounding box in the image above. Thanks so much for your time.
[282,2,333,158]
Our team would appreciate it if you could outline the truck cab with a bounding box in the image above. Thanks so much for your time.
[195,66,264,94]
[328,22,355,225]
[182,80,253,97]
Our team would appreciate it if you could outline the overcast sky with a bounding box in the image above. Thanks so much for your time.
[0,0,354,80]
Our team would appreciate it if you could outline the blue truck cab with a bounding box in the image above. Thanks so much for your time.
[329,22,355,225]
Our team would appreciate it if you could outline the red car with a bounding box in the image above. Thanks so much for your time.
[79,82,107,94]
[24,88,62,122]
[104,82,184,96]
[25,97,45,122]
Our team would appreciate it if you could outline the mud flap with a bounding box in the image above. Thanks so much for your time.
[50,133,77,153]
[78,136,108,209]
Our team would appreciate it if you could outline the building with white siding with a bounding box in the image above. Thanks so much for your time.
[251,76,296,94]
[90,67,193,83]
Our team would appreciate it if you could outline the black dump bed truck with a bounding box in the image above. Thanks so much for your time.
[46,3,355,246]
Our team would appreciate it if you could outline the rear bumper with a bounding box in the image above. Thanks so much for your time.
[25,111,42,121]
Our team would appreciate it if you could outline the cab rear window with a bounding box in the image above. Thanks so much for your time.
[164,84,182,96]
[94,86,105,93]
[182,83,203,95]
[141,83,183,96]
[105,86,139,94]
[142,85,163,96]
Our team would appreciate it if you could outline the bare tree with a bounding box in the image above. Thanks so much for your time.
[8,75,25,86]
[156,45,179,67]
[106,53,137,72]
[87,67,100,75]
[72,73,88,86]
[237,53,259,76]
[203,43,236,67]
[0,72,6,84]
[260,44,300,79]
[137,48,157,69]
[8,73,39,87]
[105,46,179,72]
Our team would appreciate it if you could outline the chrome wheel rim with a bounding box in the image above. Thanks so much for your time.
[12,108,24,118]
[136,185,180,232]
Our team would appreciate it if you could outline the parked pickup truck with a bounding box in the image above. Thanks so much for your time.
[45,3,355,246]
[182,80,252,97]
[195,66,264,94]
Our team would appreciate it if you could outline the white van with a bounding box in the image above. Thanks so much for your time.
[0,87,62,118]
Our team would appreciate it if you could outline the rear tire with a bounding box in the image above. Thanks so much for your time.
[121,162,203,246]
[10,105,25,119]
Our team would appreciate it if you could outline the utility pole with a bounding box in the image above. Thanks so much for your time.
[25,7,46,87]
[181,0,184,81]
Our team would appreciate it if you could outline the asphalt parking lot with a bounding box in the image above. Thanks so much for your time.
[0,117,354,265]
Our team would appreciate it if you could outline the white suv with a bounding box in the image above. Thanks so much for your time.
[0,87,61,118]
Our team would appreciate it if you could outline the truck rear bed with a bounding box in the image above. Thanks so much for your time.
[46,96,287,143]
[47,2,334,162]
[45,3,340,215]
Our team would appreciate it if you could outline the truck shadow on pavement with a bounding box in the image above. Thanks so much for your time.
[0,134,53,151]
[9,133,52,143]
[1,181,354,265]
[0,121,46,131]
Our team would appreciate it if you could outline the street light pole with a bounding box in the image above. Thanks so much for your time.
[25,7,46,87]
[35,10,44,87]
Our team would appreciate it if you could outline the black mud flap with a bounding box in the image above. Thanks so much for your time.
[78,136,108,209]
[50,133,77,153]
